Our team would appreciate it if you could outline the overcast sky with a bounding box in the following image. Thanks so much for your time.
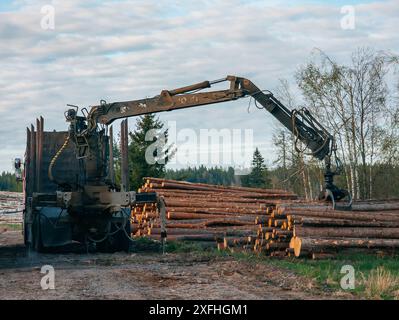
[0,0,398,173]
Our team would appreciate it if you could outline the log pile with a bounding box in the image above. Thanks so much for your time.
[283,201,399,257]
[234,200,399,257]
[0,192,24,224]
[132,179,399,258]
[131,178,298,249]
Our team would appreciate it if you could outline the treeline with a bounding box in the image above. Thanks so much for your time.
[270,162,399,200]
[165,147,272,188]
[271,47,399,200]
[165,166,237,186]
[0,172,22,192]
[164,162,399,200]
[113,113,273,190]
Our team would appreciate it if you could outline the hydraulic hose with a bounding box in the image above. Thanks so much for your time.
[48,134,70,182]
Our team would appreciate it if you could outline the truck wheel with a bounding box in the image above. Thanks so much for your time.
[32,214,45,253]
[24,210,33,248]
[96,220,131,253]
[115,220,131,253]
[95,235,112,253]
[24,221,29,246]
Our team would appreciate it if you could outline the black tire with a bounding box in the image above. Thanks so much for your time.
[23,210,32,247]
[116,220,131,253]
[30,216,36,250]
[23,221,29,246]
[32,214,45,253]
[95,235,113,253]
[96,219,131,253]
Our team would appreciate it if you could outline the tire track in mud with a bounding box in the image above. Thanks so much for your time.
[0,231,346,300]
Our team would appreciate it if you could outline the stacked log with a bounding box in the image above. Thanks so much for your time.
[132,179,399,259]
[0,192,24,225]
[281,201,399,258]
[131,178,298,250]
[0,192,24,213]
[232,201,399,257]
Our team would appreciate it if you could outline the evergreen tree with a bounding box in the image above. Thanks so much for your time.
[241,148,271,188]
[128,114,171,190]
[113,141,121,187]
[165,166,236,186]
[0,171,22,192]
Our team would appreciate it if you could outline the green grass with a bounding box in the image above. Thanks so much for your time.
[131,239,399,299]
[130,237,164,252]
[128,237,211,253]
[165,240,216,253]
[0,223,22,231]
[162,241,399,299]
[265,252,399,299]
[231,251,399,299]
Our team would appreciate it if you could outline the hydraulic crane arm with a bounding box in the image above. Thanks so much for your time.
[88,76,245,127]
[64,75,350,202]
[88,76,332,161]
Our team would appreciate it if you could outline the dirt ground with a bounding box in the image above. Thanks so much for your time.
[0,231,342,300]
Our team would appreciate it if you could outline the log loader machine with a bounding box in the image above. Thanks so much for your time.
[22,75,350,252]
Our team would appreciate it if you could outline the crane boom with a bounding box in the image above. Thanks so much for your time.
[63,75,349,202]
[87,76,331,160]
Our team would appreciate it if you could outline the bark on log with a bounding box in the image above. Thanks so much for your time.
[167,212,258,222]
[146,234,218,242]
[150,227,257,237]
[203,219,254,227]
[286,211,399,222]
[167,206,265,215]
[147,188,287,202]
[266,242,289,250]
[290,236,399,257]
[296,217,399,228]
[167,212,230,220]
[164,199,262,209]
[145,177,294,195]
[352,203,399,212]
[223,237,254,247]
[294,226,399,239]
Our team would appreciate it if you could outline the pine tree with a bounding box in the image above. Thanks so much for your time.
[128,114,171,190]
[241,148,271,188]
[165,166,236,186]
[0,171,22,192]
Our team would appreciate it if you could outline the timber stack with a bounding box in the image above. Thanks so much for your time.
[282,200,399,258]
[131,178,298,249]
[131,179,399,258]
[0,191,24,225]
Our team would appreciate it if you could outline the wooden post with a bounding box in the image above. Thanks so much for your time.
[39,116,44,191]
[120,119,129,191]
[120,120,124,191]
[35,118,43,193]
[123,119,130,191]
[109,125,115,184]
[25,127,31,202]
[30,124,36,193]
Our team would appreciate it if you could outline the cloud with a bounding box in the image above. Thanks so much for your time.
[0,0,398,172]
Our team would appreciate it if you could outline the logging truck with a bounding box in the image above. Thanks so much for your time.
[20,75,350,252]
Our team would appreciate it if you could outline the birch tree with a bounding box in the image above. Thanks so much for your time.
[296,48,391,200]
